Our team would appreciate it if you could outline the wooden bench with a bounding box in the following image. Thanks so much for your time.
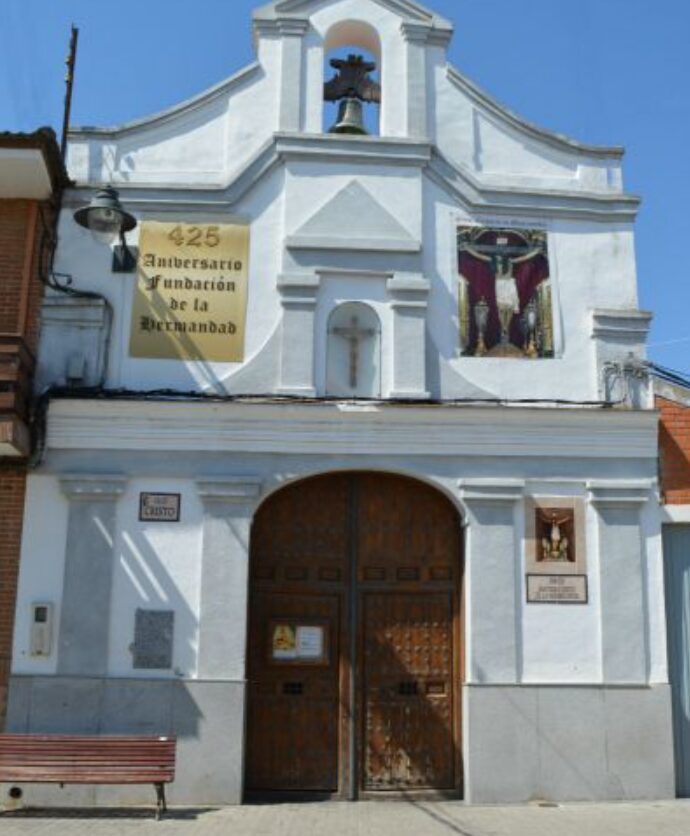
[0,734,176,819]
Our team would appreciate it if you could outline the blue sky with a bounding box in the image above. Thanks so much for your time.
[2,0,689,374]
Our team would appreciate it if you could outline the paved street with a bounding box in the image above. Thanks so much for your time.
[2,800,690,836]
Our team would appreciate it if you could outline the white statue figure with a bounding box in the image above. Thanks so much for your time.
[541,513,571,561]
[494,256,520,345]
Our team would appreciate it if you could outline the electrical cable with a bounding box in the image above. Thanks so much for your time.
[647,360,690,390]
[44,385,617,409]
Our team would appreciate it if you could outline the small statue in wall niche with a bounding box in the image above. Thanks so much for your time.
[538,508,575,562]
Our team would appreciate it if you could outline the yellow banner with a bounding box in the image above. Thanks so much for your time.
[129,221,249,362]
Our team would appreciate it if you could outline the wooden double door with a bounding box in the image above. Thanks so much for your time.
[245,472,463,798]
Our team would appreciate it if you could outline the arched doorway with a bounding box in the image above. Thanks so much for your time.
[245,472,463,799]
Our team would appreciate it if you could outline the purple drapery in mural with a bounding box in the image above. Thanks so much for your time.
[458,229,549,352]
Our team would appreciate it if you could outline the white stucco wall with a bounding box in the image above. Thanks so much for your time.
[9,0,671,807]
[11,400,665,689]
[12,476,68,677]
[107,479,203,679]
[48,0,644,405]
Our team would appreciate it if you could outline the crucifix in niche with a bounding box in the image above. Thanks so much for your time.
[332,315,375,388]
[326,302,381,398]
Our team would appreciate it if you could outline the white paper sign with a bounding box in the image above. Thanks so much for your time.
[296,626,324,659]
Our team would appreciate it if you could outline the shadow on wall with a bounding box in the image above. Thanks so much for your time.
[7,515,203,739]
[471,665,627,801]
[7,674,203,740]
[118,521,198,676]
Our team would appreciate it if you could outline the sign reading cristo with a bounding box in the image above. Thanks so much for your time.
[129,221,249,361]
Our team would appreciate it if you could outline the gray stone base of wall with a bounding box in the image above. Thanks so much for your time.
[1,678,677,806]
[2,676,245,806]
[464,683,676,803]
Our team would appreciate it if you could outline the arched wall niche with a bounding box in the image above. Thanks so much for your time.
[322,19,382,135]
[326,301,382,398]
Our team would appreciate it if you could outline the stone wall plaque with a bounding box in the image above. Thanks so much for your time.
[133,609,174,669]
[526,574,588,605]
[139,492,181,522]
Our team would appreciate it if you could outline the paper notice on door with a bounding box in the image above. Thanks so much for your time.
[272,624,297,659]
[296,626,324,659]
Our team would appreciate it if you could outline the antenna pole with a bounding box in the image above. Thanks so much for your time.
[60,25,79,163]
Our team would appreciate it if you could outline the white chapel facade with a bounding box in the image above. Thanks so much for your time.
[5,0,675,805]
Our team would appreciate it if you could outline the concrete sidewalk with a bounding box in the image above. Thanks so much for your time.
[2,800,690,836]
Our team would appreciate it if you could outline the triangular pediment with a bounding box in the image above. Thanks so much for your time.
[286,180,420,253]
[254,0,452,30]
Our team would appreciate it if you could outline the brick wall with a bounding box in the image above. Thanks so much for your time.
[0,199,45,353]
[0,467,27,727]
[657,395,690,505]
[0,197,49,729]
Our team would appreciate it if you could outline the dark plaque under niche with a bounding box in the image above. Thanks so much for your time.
[133,609,174,669]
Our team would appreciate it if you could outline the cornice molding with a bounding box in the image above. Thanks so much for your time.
[67,134,640,224]
[286,234,421,253]
[459,479,524,504]
[46,400,659,461]
[400,21,452,47]
[386,275,431,296]
[196,477,264,504]
[277,271,320,308]
[654,379,690,408]
[587,480,654,508]
[275,132,433,166]
[41,295,109,328]
[59,474,127,501]
[591,309,653,341]
[428,149,640,223]
[253,0,453,30]
[446,65,625,161]
[64,137,281,212]
[69,64,262,140]
[661,506,690,524]
[253,17,310,37]
[277,272,321,291]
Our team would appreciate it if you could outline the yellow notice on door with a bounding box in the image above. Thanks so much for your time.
[129,221,249,361]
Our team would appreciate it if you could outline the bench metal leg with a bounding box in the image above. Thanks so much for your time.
[155,783,167,820]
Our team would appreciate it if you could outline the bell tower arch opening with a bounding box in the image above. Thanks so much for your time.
[323,20,382,136]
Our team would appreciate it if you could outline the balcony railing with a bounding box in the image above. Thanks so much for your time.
[0,334,35,427]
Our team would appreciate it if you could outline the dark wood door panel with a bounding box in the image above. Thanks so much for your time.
[357,473,460,585]
[246,472,462,797]
[362,592,455,790]
[245,592,340,792]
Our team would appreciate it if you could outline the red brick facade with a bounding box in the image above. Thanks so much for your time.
[657,394,690,505]
[0,131,63,729]
[0,467,29,725]
[0,200,44,349]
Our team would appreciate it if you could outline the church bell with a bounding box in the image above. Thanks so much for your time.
[330,97,367,135]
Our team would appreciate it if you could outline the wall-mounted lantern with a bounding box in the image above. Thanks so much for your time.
[73,185,138,272]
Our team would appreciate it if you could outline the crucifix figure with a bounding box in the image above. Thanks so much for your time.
[331,315,376,389]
